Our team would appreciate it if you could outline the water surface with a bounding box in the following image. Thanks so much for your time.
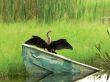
[0,74,110,82]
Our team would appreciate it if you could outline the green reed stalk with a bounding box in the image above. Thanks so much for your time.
[92,2,98,20]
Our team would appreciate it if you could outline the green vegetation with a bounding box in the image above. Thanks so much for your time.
[0,20,110,76]
[0,0,110,22]
[0,0,110,77]
[95,31,110,80]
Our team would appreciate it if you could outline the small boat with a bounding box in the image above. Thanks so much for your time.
[22,44,100,81]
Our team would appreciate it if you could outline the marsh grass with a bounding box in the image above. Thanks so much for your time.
[0,0,110,22]
[95,29,110,80]
[95,44,110,80]
[0,20,110,76]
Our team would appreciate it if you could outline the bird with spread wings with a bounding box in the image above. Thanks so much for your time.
[25,31,73,54]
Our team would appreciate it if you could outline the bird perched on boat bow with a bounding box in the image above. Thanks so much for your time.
[25,31,73,54]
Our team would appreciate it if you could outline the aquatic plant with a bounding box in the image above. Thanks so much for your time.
[95,29,110,80]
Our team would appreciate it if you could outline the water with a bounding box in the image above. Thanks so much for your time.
[0,74,109,82]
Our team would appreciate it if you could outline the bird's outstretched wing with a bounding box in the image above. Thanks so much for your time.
[50,39,73,50]
[25,35,46,48]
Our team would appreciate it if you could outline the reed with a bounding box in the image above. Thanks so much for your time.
[0,0,109,22]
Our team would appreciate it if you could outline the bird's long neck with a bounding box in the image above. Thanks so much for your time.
[47,31,51,45]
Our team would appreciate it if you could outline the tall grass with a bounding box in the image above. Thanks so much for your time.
[0,0,110,22]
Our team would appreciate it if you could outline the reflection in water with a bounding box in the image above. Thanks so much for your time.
[26,73,110,82]
[0,79,24,82]
[26,73,74,82]
[39,73,74,82]
[0,74,110,82]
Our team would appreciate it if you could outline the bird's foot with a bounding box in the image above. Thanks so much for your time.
[52,51,57,54]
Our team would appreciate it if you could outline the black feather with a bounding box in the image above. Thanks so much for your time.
[25,35,46,48]
[50,39,73,50]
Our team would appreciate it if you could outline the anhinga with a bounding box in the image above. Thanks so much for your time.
[25,31,73,54]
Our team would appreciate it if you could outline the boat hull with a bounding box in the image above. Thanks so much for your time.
[22,44,99,80]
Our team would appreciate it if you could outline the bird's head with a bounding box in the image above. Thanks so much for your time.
[47,30,52,37]
[47,30,52,34]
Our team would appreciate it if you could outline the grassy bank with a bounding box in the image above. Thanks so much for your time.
[0,20,110,76]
